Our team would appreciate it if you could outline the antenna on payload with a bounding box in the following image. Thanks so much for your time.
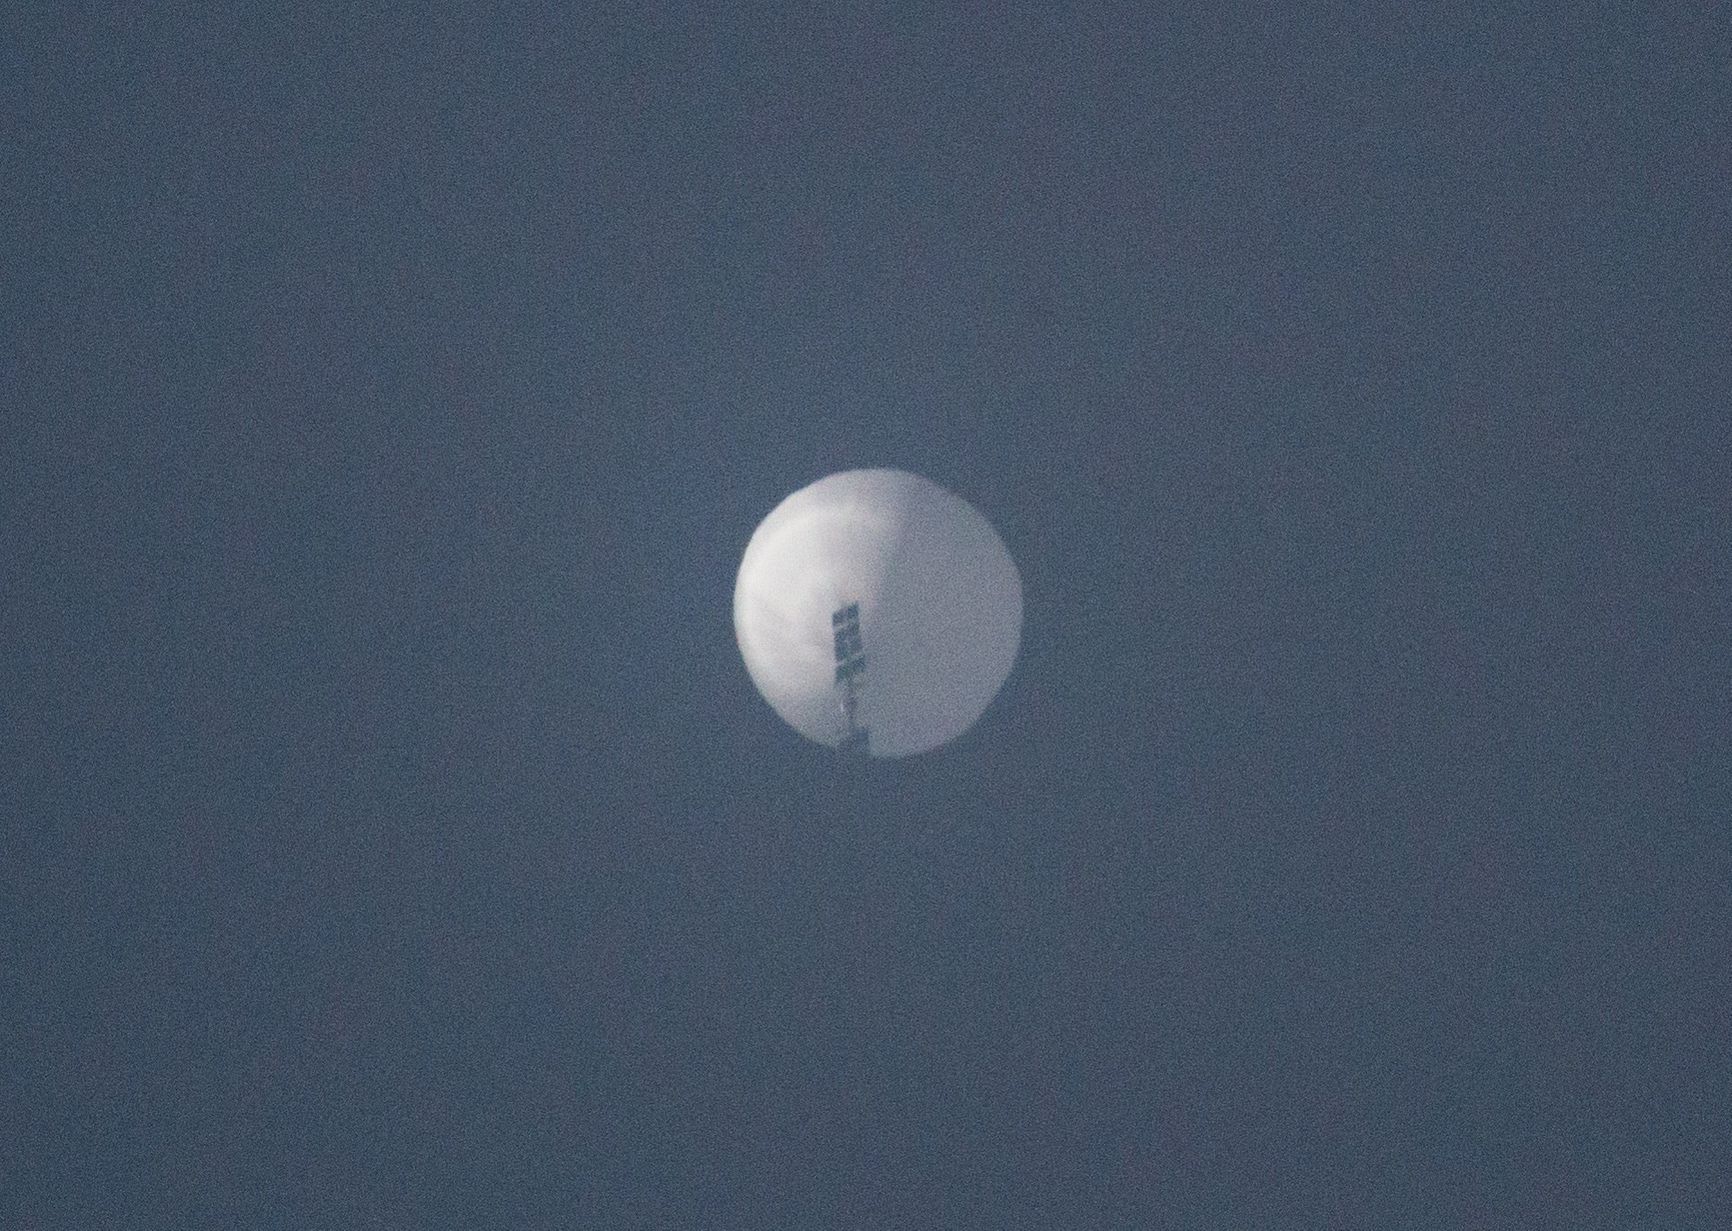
[832,602,870,754]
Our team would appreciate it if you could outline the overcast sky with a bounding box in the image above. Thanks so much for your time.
[5,5,1730,1227]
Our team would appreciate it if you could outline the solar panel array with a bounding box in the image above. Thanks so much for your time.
[832,603,870,752]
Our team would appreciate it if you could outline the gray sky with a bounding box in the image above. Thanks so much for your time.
[5,5,1729,1227]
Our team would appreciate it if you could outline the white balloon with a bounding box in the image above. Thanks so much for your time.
[733,468,1022,757]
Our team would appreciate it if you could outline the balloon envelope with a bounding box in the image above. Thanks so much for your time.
[733,468,1022,757]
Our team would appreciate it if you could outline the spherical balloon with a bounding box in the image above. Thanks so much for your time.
[733,468,1022,757]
